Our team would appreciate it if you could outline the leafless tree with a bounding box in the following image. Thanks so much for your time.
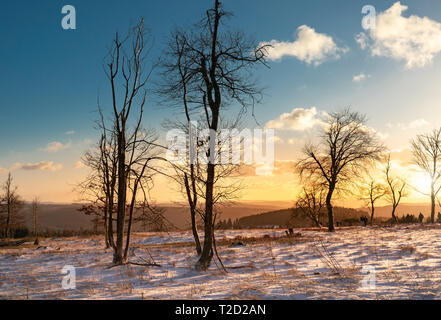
[78,121,118,249]
[295,183,326,228]
[411,128,441,223]
[0,173,24,239]
[158,0,269,270]
[384,155,408,222]
[162,117,244,257]
[297,108,384,232]
[93,19,162,265]
[358,172,387,223]
[31,197,40,245]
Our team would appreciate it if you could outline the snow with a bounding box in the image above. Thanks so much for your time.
[1,225,441,299]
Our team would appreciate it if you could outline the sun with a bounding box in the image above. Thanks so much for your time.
[411,173,432,194]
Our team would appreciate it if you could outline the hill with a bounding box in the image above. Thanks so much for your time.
[238,207,368,228]
[17,202,288,232]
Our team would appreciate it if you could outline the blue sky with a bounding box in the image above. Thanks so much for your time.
[1,0,441,201]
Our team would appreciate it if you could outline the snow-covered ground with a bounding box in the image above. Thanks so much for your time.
[1,224,441,300]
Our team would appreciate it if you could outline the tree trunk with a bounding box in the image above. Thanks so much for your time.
[431,185,435,223]
[5,200,11,239]
[391,206,397,223]
[326,185,335,232]
[123,177,140,261]
[33,205,38,243]
[103,200,110,249]
[108,189,116,249]
[184,171,202,255]
[370,201,375,224]
[196,162,215,270]
[190,207,202,255]
[114,131,127,265]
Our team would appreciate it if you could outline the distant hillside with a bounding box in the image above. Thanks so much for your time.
[358,204,437,219]
[238,207,368,228]
[17,201,433,232]
[17,202,287,232]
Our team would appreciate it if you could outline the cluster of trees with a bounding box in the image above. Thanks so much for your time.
[295,109,441,231]
[0,173,25,238]
[77,20,166,265]
[216,218,241,230]
[0,173,39,243]
[80,0,269,271]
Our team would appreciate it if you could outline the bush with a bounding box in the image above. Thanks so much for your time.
[398,214,418,224]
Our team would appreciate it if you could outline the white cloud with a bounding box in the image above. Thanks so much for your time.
[265,107,324,131]
[43,141,70,153]
[21,161,62,171]
[261,25,348,66]
[356,2,441,68]
[355,32,368,50]
[407,119,430,129]
[74,161,86,169]
[387,118,429,130]
[0,162,22,175]
[65,130,75,135]
[352,73,370,82]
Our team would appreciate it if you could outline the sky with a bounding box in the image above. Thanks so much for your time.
[1,0,441,204]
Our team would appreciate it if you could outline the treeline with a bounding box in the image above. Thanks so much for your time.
[216,218,241,230]
[0,173,26,239]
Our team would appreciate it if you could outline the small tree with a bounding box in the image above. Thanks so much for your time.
[297,108,384,232]
[411,128,441,223]
[295,184,326,228]
[0,173,24,239]
[83,19,161,265]
[358,173,387,223]
[31,197,40,245]
[384,155,408,222]
[159,0,269,270]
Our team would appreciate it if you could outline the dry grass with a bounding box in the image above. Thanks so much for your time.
[400,245,416,254]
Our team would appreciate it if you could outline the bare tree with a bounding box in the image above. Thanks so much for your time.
[384,155,408,222]
[99,19,160,265]
[78,122,118,249]
[411,128,441,223]
[159,0,269,270]
[0,173,24,239]
[162,117,244,257]
[31,197,40,245]
[297,108,384,232]
[358,172,387,223]
[295,183,325,228]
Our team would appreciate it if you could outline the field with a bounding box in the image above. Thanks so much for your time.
[1,224,441,300]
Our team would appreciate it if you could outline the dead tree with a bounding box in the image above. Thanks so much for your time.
[358,172,387,223]
[384,155,408,222]
[78,121,118,249]
[31,197,40,245]
[0,173,24,239]
[295,183,325,228]
[297,108,384,232]
[101,19,159,265]
[158,0,269,270]
[411,128,441,223]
